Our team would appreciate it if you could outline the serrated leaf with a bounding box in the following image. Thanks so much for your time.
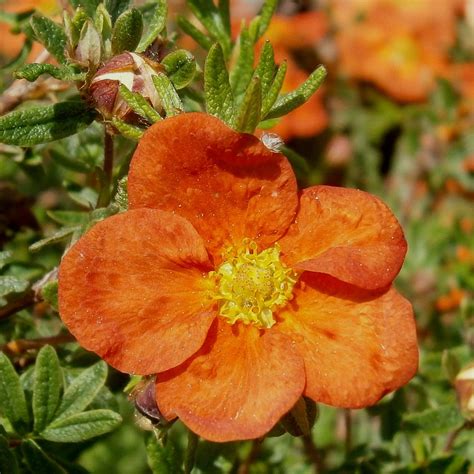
[112,8,143,54]
[111,118,144,140]
[147,436,183,474]
[15,63,85,82]
[204,43,234,124]
[177,16,213,51]
[235,76,261,133]
[0,276,29,297]
[29,227,77,252]
[53,361,108,422]
[0,102,95,147]
[33,346,62,433]
[22,439,67,474]
[118,84,161,122]
[0,435,19,474]
[152,73,183,117]
[187,0,231,57]
[76,20,102,70]
[137,0,167,53]
[265,65,327,119]
[30,14,68,64]
[230,26,254,101]
[256,0,278,40]
[254,41,275,97]
[42,409,122,442]
[261,60,287,117]
[0,352,29,433]
[162,50,196,90]
[403,405,464,435]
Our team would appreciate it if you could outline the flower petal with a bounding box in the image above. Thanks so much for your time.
[155,319,305,442]
[277,273,418,408]
[58,208,216,375]
[279,186,407,289]
[128,112,298,263]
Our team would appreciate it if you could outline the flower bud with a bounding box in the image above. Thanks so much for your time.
[455,363,474,421]
[90,52,163,120]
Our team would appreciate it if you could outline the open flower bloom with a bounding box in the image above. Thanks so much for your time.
[59,113,418,442]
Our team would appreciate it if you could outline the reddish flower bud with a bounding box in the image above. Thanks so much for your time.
[455,363,474,421]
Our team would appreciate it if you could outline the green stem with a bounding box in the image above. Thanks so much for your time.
[98,127,114,207]
[344,409,352,456]
[238,438,263,474]
[302,433,323,474]
[184,429,199,474]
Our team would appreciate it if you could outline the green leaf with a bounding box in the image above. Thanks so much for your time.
[111,118,144,140]
[254,41,275,97]
[137,0,167,53]
[41,409,122,442]
[0,102,95,147]
[204,43,234,124]
[22,439,67,474]
[147,436,183,474]
[53,361,108,422]
[118,84,161,123]
[41,281,59,311]
[442,349,461,383]
[265,65,326,119]
[112,8,143,54]
[0,435,19,474]
[162,50,197,90]
[187,0,231,57]
[46,210,88,226]
[261,60,287,117]
[105,0,131,24]
[0,352,29,433]
[177,16,213,51]
[29,227,77,252]
[152,73,183,117]
[33,346,62,433]
[0,276,29,298]
[30,14,68,64]
[230,26,254,101]
[15,63,85,82]
[69,0,100,18]
[403,405,464,435]
[256,0,278,40]
[218,0,230,36]
[235,76,262,133]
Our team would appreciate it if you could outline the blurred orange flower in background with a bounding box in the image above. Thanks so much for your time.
[58,113,418,442]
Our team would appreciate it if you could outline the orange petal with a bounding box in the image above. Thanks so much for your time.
[278,186,407,289]
[58,208,216,375]
[128,113,298,264]
[156,319,305,442]
[277,273,418,408]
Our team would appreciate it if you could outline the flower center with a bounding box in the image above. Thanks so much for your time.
[209,240,297,329]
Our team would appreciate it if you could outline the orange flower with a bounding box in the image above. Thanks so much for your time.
[58,113,418,442]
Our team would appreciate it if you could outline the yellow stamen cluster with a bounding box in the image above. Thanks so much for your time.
[209,240,297,329]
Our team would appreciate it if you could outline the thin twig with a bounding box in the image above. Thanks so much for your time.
[1,333,76,355]
[443,422,468,452]
[0,290,35,320]
[238,438,264,474]
[344,409,352,456]
[302,434,324,474]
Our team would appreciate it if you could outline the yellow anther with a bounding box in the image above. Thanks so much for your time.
[209,239,297,329]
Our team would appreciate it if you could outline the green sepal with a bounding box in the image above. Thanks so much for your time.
[118,84,162,122]
[254,41,276,97]
[265,65,327,119]
[0,102,95,147]
[22,440,67,474]
[29,227,78,252]
[261,60,287,117]
[41,409,122,442]
[111,8,143,54]
[162,50,197,90]
[147,435,183,474]
[30,14,68,65]
[15,64,85,82]
[204,43,234,125]
[152,73,183,117]
[0,435,19,474]
[230,26,254,101]
[137,0,167,53]
[53,361,108,422]
[111,118,144,140]
[235,76,262,133]
[0,352,30,434]
[177,16,213,51]
[33,345,63,433]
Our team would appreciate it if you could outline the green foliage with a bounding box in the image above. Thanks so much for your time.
[137,0,167,52]
[403,405,465,435]
[162,50,197,90]
[152,73,184,117]
[15,63,85,82]
[30,15,68,65]
[111,8,143,54]
[119,84,162,122]
[147,436,183,473]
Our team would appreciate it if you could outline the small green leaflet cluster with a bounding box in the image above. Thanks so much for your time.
[0,347,122,473]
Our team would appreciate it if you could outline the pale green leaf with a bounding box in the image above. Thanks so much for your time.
[137,0,167,53]
[177,16,213,51]
[261,60,287,117]
[235,76,262,133]
[254,41,275,97]
[112,8,143,54]
[111,118,144,140]
[256,0,278,40]
[30,14,68,64]
[119,84,162,122]
[152,73,183,117]
[230,26,254,100]
[15,63,85,82]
